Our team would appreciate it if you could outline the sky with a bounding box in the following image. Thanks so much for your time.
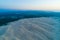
[0,0,60,10]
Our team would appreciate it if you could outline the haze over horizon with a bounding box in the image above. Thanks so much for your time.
[0,0,60,11]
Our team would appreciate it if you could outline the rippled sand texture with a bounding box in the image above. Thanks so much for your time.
[0,17,60,40]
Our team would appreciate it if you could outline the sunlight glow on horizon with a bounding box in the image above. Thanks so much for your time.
[0,0,60,10]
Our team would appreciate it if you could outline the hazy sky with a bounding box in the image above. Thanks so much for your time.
[0,0,60,10]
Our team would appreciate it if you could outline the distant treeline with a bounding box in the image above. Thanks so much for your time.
[0,10,60,26]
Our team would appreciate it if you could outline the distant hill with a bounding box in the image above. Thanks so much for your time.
[0,9,60,26]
